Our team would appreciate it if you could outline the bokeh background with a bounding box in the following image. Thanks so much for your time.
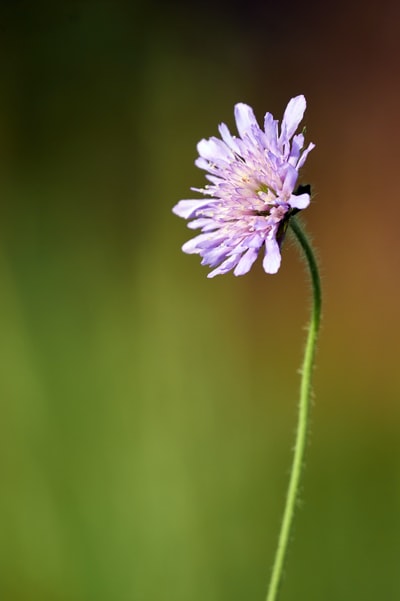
[1,1,400,600]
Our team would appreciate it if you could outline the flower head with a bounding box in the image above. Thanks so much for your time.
[173,95,315,278]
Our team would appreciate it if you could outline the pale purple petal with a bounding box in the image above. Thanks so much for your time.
[296,142,315,169]
[282,164,299,198]
[263,112,279,148]
[182,233,212,254]
[280,95,306,143]
[197,137,233,162]
[234,103,260,140]
[245,232,265,248]
[289,193,310,210]
[288,133,305,166]
[187,218,214,230]
[263,238,281,274]
[218,123,242,154]
[195,157,212,170]
[205,174,224,185]
[201,245,230,267]
[233,248,259,276]
[208,254,241,278]
[172,199,216,219]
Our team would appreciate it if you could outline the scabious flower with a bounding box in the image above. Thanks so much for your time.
[172,95,315,278]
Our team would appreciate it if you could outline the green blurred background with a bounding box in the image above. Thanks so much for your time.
[1,1,400,600]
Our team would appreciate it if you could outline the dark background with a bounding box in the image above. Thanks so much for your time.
[1,1,400,600]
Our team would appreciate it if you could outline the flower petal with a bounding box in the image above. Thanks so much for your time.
[197,137,233,162]
[172,199,215,219]
[288,133,305,166]
[182,233,211,254]
[280,95,306,143]
[233,248,259,276]
[187,218,214,230]
[208,254,240,278]
[201,245,230,267]
[289,193,310,210]
[263,112,279,148]
[282,164,299,198]
[296,142,315,170]
[195,157,213,171]
[263,238,281,274]
[218,123,242,154]
[234,103,260,140]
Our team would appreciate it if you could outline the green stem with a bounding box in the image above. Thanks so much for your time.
[265,216,322,601]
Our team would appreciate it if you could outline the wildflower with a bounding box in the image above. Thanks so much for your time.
[172,95,315,277]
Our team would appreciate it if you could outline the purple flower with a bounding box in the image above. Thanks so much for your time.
[172,95,315,278]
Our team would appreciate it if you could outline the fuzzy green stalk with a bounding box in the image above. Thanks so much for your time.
[265,216,322,601]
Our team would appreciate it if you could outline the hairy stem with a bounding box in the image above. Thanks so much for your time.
[265,216,321,601]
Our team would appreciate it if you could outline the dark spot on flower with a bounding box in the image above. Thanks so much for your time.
[294,184,311,197]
